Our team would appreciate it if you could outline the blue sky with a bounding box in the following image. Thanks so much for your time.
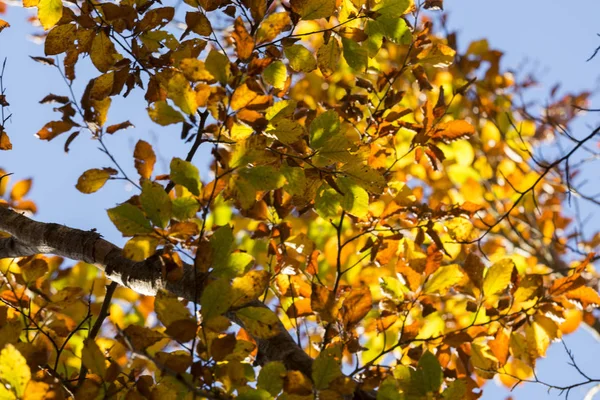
[1,0,600,398]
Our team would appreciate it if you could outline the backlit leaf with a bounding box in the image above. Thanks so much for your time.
[37,0,62,30]
[317,38,341,77]
[140,181,172,228]
[290,0,335,20]
[134,140,156,179]
[0,344,30,398]
[155,290,194,327]
[201,279,234,320]
[236,306,280,339]
[423,264,464,295]
[263,61,288,90]
[340,287,372,329]
[256,12,291,43]
[482,259,514,296]
[81,339,107,378]
[123,235,159,261]
[170,157,201,196]
[284,45,317,73]
[107,203,153,236]
[231,270,271,307]
[342,38,368,72]
[312,345,342,389]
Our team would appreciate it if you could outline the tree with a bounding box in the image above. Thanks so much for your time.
[0,0,599,398]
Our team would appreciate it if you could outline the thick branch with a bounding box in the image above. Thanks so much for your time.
[0,206,314,377]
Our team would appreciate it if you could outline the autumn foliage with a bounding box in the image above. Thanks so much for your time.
[0,0,599,398]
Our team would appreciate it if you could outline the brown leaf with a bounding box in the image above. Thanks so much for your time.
[106,121,134,134]
[232,17,254,61]
[340,287,372,329]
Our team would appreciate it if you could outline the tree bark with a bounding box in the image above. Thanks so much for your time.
[0,206,314,378]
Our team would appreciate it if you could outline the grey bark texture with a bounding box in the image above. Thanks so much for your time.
[0,206,314,378]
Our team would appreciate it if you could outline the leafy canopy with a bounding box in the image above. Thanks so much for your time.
[0,0,599,398]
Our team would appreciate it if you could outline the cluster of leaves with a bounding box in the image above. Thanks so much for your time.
[1,0,600,398]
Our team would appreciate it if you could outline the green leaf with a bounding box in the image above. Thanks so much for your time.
[238,166,286,191]
[148,101,185,126]
[200,279,234,320]
[377,377,402,400]
[423,264,463,295]
[377,15,411,44]
[238,389,273,400]
[263,61,288,90]
[140,181,172,228]
[418,351,442,393]
[37,0,62,30]
[258,362,286,396]
[337,177,369,218]
[364,20,384,57]
[312,345,342,389]
[442,379,467,400]
[483,259,515,296]
[210,225,235,269]
[170,157,201,196]
[342,38,368,72]
[172,197,200,221]
[290,0,335,20]
[266,118,304,144]
[235,307,280,339]
[341,164,387,194]
[284,44,317,73]
[107,203,153,236]
[372,0,410,18]
[315,185,341,219]
[310,110,340,149]
[218,252,255,279]
[281,165,306,196]
[205,50,230,85]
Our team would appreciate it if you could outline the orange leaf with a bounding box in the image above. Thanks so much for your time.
[430,120,475,143]
[10,178,32,201]
[232,17,254,60]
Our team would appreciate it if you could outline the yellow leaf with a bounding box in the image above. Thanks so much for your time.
[290,0,335,20]
[256,12,291,43]
[81,339,107,378]
[445,217,475,242]
[123,236,159,261]
[499,358,534,389]
[482,259,514,297]
[178,58,214,82]
[0,344,31,398]
[167,73,198,115]
[0,20,8,33]
[148,101,185,126]
[75,168,117,194]
[317,38,341,77]
[230,83,270,111]
[90,31,120,73]
[154,290,194,328]
[231,270,271,307]
[37,0,62,30]
[423,264,464,295]
[470,338,498,379]
[525,314,560,360]
[417,42,456,67]
[10,178,32,201]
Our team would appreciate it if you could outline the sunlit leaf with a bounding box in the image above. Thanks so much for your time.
[107,203,153,236]
[75,168,117,194]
